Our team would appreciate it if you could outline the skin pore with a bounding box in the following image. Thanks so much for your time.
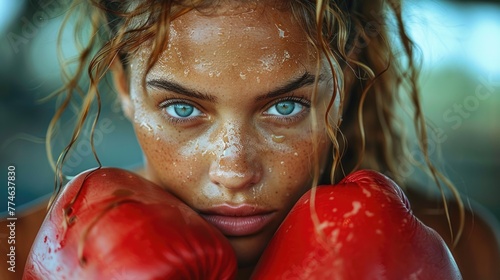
[114,2,337,273]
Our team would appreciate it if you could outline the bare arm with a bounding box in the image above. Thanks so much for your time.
[1,197,48,280]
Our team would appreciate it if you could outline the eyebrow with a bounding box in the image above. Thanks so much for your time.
[146,72,320,103]
[146,79,217,102]
[255,72,320,101]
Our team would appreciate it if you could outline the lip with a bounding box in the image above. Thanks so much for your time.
[199,204,276,237]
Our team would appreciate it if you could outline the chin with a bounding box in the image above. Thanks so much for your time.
[228,232,272,269]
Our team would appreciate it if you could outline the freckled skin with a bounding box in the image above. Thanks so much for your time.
[118,3,337,270]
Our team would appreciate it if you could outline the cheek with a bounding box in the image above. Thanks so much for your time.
[132,107,207,197]
[264,135,322,206]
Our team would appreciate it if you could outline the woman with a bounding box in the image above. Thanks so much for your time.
[3,0,499,279]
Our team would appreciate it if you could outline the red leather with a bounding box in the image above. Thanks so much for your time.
[24,167,237,280]
[251,170,462,280]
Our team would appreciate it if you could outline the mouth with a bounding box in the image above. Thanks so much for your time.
[199,204,276,237]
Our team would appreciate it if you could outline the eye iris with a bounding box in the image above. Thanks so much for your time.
[275,101,295,115]
[173,104,194,117]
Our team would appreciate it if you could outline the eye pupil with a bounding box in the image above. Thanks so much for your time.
[276,101,295,115]
[173,104,194,117]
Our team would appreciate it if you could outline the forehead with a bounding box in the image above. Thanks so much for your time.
[138,3,317,83]
[171,3,306,48]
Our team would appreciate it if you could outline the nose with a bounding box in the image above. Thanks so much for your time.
[208,123,262,190]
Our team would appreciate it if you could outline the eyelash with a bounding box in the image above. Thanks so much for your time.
[158,95,311,125]
[158,99,205,125]
[263,95,311,123]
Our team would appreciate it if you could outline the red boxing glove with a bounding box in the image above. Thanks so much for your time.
[252,170,462,280]
[24,168,237,280]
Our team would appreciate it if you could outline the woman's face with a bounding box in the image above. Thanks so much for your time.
[119,3,336,267]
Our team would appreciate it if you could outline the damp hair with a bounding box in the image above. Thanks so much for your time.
[47,0,464,246]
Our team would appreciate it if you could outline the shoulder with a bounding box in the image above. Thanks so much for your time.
[1,195,49,280]
[406,186,500,280]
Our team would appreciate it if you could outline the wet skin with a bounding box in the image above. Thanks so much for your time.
[115,3,337,270]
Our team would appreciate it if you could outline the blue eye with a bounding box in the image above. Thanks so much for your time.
[165,103,201,118]
[266,100,304,116]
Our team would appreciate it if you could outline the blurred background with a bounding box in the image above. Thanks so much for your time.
[0,0,499,222]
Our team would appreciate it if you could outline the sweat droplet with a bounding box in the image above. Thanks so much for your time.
[275,24,286,38]
[140,122,153,132]
[283,50,290,60]
[271,135,285,143]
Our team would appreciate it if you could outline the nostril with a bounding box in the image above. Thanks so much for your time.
[208,124,262,189]
[209,159,262,190]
